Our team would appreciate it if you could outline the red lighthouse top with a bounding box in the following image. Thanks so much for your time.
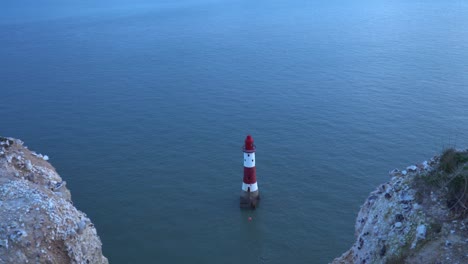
[243,135,256,153]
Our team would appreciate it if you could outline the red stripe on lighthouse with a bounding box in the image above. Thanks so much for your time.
[243,167,257,184]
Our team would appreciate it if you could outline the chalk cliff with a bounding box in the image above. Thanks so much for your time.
[0,137,108,264]
[332,149,468,264]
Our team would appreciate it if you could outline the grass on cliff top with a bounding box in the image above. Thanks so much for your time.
[440,148,468,173]
[414,148,468,219]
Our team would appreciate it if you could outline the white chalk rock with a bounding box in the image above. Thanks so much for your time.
[0,137,108,264]
[25,160,33,171]
[400,191,414,202]
[422,161,433,171]
[42,155,49,161]
[416,225,426,240]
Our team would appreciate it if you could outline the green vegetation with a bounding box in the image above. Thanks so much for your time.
[429,222,442,234]
[413,148,468,219]
[386,254,406,264]
[440,148,468,173]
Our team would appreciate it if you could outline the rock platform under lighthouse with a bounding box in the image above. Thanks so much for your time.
[240,135,260,209]
[240,189,260,209]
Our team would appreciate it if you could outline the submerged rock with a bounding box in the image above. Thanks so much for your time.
[0,136,108,264]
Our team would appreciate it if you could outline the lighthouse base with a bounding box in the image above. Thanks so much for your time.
[240,190,260,209]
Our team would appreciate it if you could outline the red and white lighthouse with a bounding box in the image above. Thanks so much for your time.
[240,135,260,208]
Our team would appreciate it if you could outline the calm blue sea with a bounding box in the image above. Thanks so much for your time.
[1,0,468,263]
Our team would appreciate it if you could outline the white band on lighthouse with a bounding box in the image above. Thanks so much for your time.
[242,182,258,192]
[243,152,255,168]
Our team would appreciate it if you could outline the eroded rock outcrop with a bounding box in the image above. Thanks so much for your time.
[0,137,108,264]
[332,150,468,264]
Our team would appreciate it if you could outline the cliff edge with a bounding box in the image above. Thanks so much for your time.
[0,137,108,264]
[332,149,468,264]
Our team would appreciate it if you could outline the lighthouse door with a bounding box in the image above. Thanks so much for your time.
[247,187,250,193]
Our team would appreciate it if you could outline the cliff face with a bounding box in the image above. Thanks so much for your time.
[0,137,108,264]
[332,151,468,264]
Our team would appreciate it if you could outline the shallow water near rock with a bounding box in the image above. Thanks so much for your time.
[1,0,468,263]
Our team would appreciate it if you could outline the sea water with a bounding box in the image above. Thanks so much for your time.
[1,0,468,263]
